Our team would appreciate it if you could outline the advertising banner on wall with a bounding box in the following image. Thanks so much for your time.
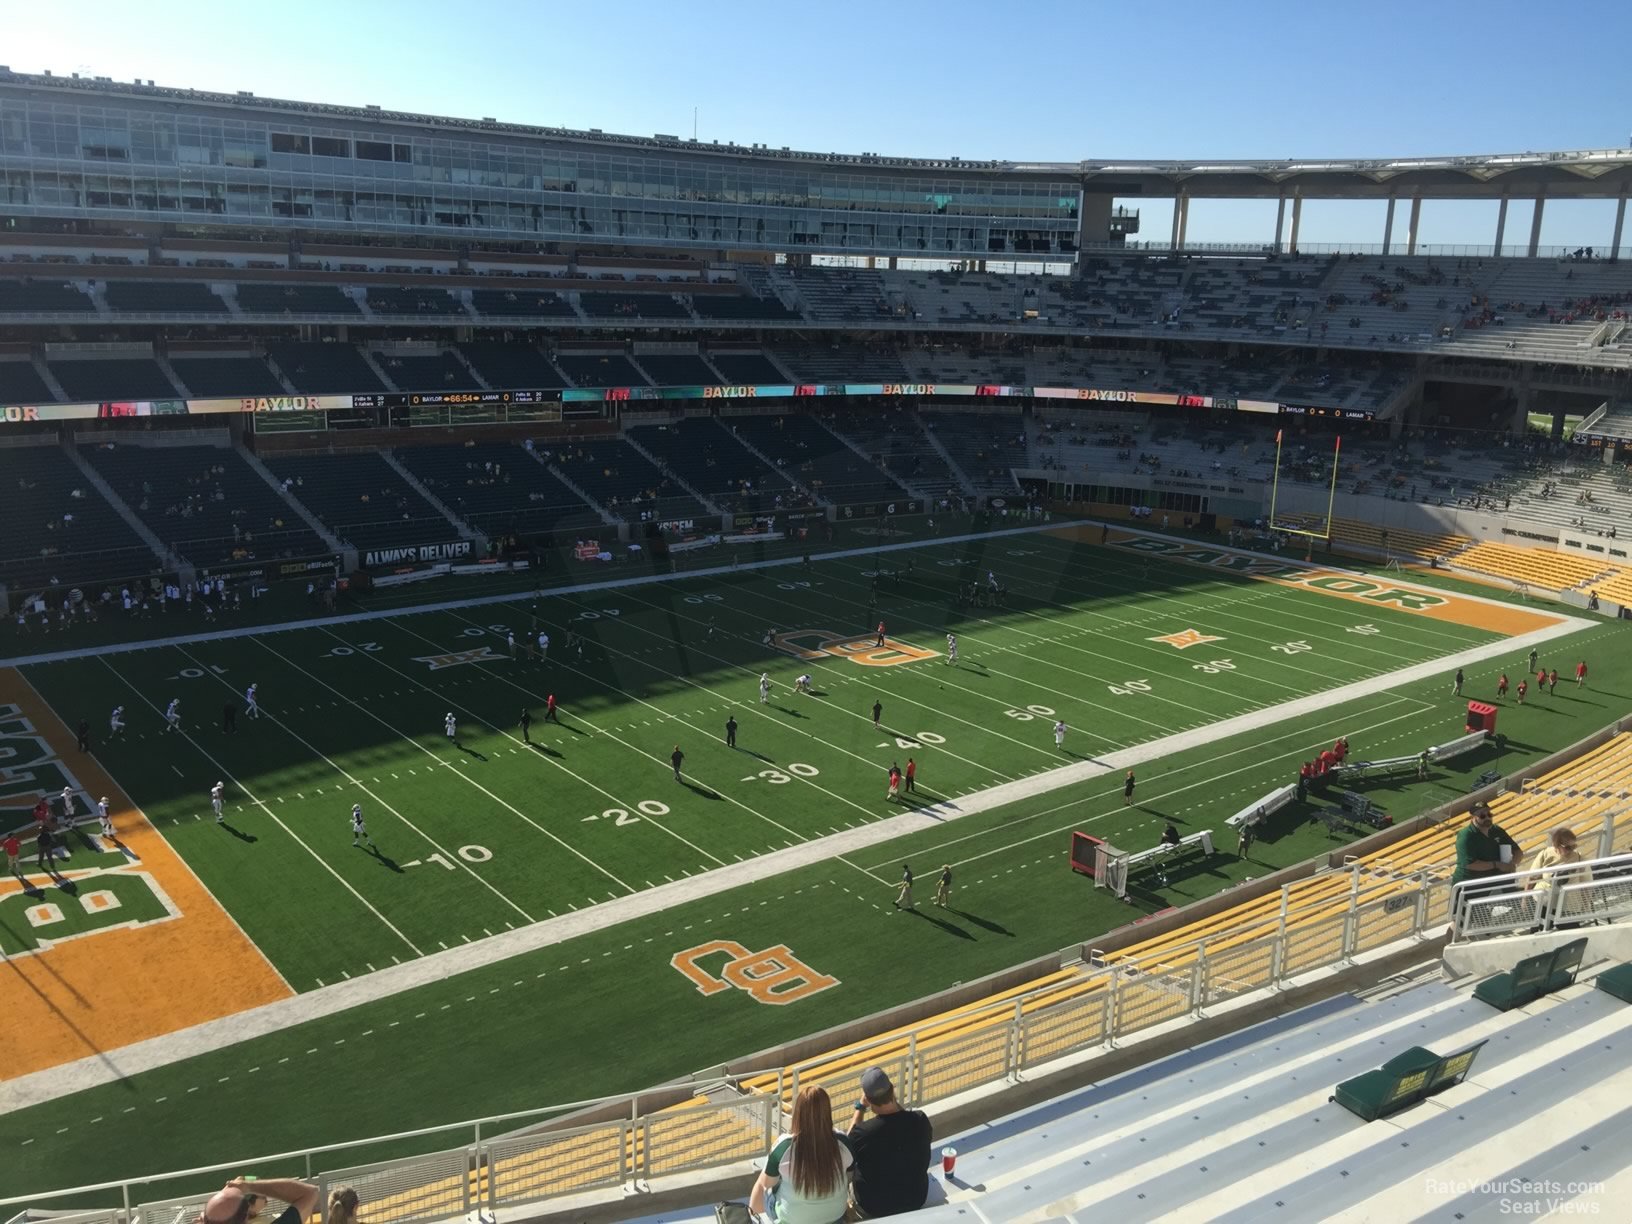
[362,540,473,569]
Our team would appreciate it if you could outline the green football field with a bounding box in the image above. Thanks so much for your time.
[5,524,1629,1199]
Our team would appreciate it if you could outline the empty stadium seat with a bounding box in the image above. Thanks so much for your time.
[0,359,59,404]
[0,278,93,313]
[458,343,568,391]
[102,281,226,313]
[554,353,650,388]
[0,445,155,590]
[169,355,285,398]
[235,283,361,316]
[469,288,577,319]
[263,452,459,552]
[84,444,327,566]
[49,358,181,401]
[578,291,691,321]
[542,438,707,523]
[634,354,716,386]
[729,415,907,505]
[391,444,600,535]
[709,353,787,384]
[625,419,797,513]
[265,342,388,394]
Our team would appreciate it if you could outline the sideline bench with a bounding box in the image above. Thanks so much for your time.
[1332,1039,1487,1122]
[1472,937,1589,1011]
[1125,830,1215,887]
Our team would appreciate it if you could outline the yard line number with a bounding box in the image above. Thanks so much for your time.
[582,800,672,827]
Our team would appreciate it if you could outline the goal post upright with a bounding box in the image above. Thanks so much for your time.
[1268,428,1342,545]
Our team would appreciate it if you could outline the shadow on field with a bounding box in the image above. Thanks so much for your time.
[948,908,1014,936]
[905,907,974,940]
[361,845,404,873]
[221,822,258,844]
[457,745,488,762]
[679,779,722,800]
[528,742,561,759]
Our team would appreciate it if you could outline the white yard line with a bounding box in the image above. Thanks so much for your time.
[0,607,1588,1114]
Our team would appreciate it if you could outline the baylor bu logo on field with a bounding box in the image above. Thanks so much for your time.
[770,630,937,668]
[671,939,839,1006]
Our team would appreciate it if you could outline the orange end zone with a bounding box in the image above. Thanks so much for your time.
[1057,525,1569,638]
[0,668,292,1079]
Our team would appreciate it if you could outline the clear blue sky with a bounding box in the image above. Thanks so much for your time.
[3,0,1630,249]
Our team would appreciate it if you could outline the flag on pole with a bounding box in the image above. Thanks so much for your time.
[1275,429,1283,445]
[1335,435,1342,455]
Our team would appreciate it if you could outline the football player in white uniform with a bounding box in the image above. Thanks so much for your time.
[211,781,225,823]
[109,704,126,738]
[351,803,375,848]
[98,796,113,837]
[946,633,958,665]
[245,683,260,719]
[164,698,182,732]
[795,674,814,694]
[759,673,772,704]
[444,711,457,743]
[1053,720,1067,749]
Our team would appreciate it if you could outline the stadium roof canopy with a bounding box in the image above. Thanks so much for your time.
[6,69,1631,200]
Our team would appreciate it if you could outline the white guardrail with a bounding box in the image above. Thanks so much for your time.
[1450,850,1632,941]
[2,860,1472,1224]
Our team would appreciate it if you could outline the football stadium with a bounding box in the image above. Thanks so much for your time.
[2,33,1632,1224]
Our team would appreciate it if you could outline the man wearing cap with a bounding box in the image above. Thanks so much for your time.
[1453,803,1523,905]
[846,1066,933,1217]
[196,1176,318,1224]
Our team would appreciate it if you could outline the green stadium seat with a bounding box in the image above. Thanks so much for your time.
[1332,1040,1486,1122]
[1595,962,1632,1004]
[1473,938,1589,1011]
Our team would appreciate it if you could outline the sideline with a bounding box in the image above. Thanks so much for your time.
[0,521,1055,669]
[0,600,1590,1113]
[1,517,1585,669]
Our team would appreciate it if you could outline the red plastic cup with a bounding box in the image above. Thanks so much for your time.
[941,1147,957,1176]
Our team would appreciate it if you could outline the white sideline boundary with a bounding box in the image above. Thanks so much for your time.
[0,526,1599,1111]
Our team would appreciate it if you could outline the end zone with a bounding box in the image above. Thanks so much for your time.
[0,668,292,1079]
[1066,526,1575,637]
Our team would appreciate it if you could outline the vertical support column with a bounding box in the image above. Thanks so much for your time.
[1611,194,1627,262]
[1168,196,1182,250]
[1381,196,1396,255]
[1288,194,1303,254]
[1406,196,1422,256]
[1493,194,1509,257]
[1273,194,1287,252]
[1176,194,1190,250]
[1528,190,1547,257]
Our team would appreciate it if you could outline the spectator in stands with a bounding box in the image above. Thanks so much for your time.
[198,1177,319,1224]
[322,1186,360,1224]
[846,1067,933,1218]
[749,1084,852,1223]
[1526,826,1593,929]
[1453,804,1522,894]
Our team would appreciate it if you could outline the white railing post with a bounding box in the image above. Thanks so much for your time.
[906,1032,918,1103]
[1271,908,1288,984]
[1008,998,1024,1079]
[1105,970,1120,1048]
[1193,941,1209,1013]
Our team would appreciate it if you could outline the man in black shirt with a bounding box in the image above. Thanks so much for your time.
[847,1066,933,1217]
